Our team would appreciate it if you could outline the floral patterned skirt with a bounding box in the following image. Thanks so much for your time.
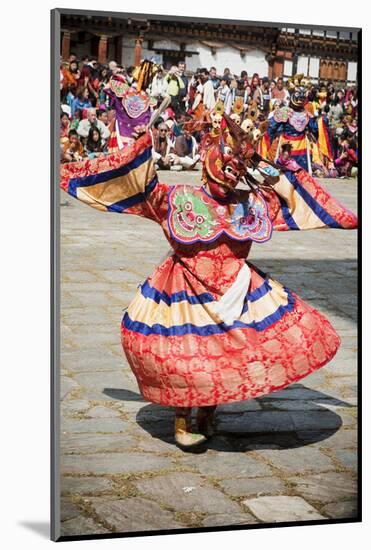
[121,256,340,407]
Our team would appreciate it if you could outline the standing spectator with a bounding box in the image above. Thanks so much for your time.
[69,60,81,85]
[61,62,77,96]
[217,76,232,113]
[327,82,336,103]
[336,88,346,107]
[78,56,96,87]
[71,87,92,117]
[345,88,358,117]
[199,68,216,110]
[322,104,331,126]
[209,67,220,90]
[254,77,271,116]
[178,61,189,112]
[235,78,250,110]
[78,57,100,105]
[271,77,289,103]
[150,67,169,105]
[97,67,110,105]
[77,107,110,142]
[240,70,249,86]
[250,73,260,98]
[164,66,185,116]
[329,97,344,129]
[108,60,118,75]
[223,68,231,79]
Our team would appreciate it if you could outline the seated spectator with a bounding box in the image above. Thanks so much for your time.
[62,129,84,163]
[77,107,110,142]
[96,108,109,128]
[71,86,92,117]
[70,108,83,130]
[276,143,302,172]
[168,124,200,170]
[65,84,76,114]
[334,138,357,178]
[60,111,71,144]
[85,126,108,159]
[152,123,173,170]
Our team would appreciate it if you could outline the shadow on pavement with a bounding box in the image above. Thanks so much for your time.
[245,258,358,323]
[104,383,355,453]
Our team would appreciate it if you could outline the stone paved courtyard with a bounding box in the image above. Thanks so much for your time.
[59,172,358,537]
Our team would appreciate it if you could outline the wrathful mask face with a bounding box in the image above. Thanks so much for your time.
[204,142,249,193]
[290,88,306,110]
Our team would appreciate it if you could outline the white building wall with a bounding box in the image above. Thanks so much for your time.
[283,59,293,77]
[121,39,268,77]
[184,43,268,77]
[309,57,320,78]
[326,30,337,39]
[297,55,309,75]
[347,61,357,82]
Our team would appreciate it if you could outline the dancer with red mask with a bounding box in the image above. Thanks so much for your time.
[60,79,357,449]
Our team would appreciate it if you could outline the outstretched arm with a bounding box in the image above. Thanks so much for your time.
[261,169,358,231]
[60,131,160,220]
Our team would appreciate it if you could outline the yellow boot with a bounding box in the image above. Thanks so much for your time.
[196,406,216,438]
[175,407,206,448]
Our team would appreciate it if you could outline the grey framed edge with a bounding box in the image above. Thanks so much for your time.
[50,7,362,542]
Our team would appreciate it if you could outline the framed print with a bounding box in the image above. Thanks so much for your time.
[51,8,361,541]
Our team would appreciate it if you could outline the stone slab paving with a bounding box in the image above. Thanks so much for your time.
[59,174,358,537]
[244,495,325,522]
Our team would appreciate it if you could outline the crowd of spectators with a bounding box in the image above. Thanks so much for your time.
[60,54,358,177]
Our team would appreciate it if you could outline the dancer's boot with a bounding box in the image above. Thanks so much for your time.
[196,405,217,438]
[174,407,207,448]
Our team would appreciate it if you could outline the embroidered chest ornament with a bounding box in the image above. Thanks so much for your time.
[170,109,278,244]
[168,186,272,244]
[289,110,310,133]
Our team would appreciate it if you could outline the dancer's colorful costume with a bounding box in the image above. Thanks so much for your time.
[60,82,357,409]
[267,74,333,172]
